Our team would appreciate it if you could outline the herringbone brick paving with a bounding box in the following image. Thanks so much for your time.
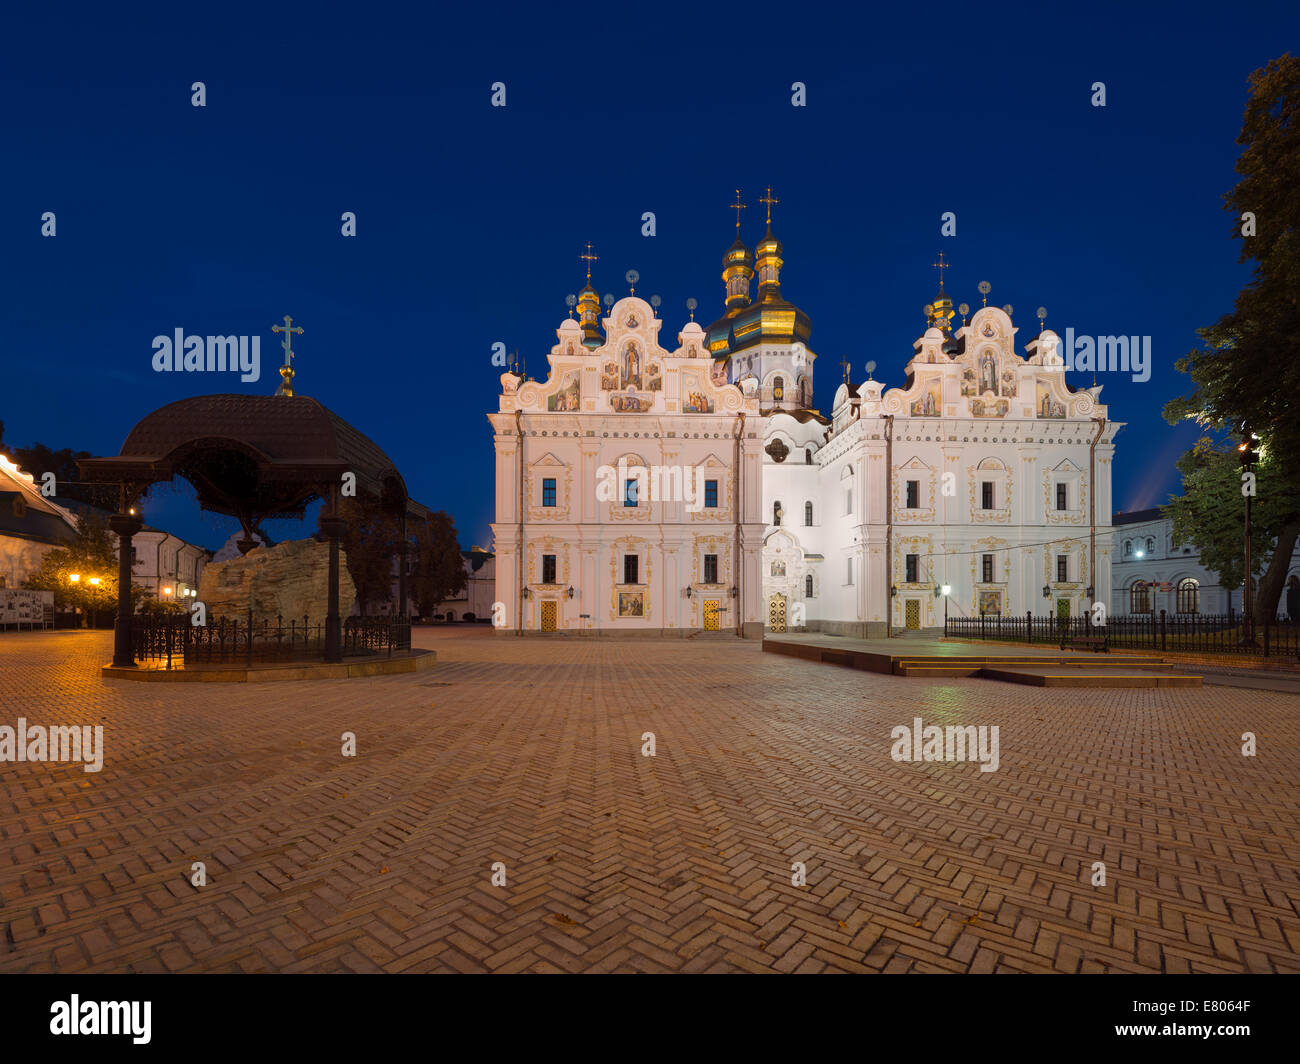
[0,628,1297,973]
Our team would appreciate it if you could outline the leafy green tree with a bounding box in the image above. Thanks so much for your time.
[23,511,146,623]
[1164,54,1300,622]
[335,491,398,615]
[1163,439,1288,595]
[411,512,466,618]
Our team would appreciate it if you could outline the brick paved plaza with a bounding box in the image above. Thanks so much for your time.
[1,628,1298,973]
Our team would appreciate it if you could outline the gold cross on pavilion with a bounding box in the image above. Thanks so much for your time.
[759,186,779,227]
[272,315,303,396]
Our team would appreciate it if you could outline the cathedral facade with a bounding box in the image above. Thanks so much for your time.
[490,200,1121,637]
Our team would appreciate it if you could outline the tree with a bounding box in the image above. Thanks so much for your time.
[334,491,398,615]
[1164,54,1300,623]
[411,512,466,618]
[1163,438,1288,596]
[23,510,146,623]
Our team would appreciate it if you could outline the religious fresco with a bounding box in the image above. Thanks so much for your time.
[621,342,642,390]
[546,371,580,411]
[600,360,618,390]
[970,397,1009,417]
[771,560,786,577]
[1000,369,1017,397]
[909,380,940,416]
[978,590,1003,615]
[618,591,644,617]
[710,360,728,386]
[646,362,663,391]
[610,391,651,413]
[977,352,998,394]
[681,372,714,413]
[960,367,977,397]
[1037,380,1066,418]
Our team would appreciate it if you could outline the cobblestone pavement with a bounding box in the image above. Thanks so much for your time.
[1,628,1297,973]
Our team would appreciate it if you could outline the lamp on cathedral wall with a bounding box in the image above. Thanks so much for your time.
[1042,585,1050,599]
[522,587,532,600]
[684,586,693,599]
[566,586,575,599]
[729,586,738,598]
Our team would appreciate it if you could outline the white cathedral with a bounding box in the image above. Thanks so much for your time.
[489,198,1121,637]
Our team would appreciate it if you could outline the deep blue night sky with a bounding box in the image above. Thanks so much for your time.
[3,2,1296,551]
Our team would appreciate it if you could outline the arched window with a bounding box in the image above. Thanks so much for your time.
[773,375,784,401]
[773,501,782,526]
[805,574,814,598]
[1146,537,1155,554]
[1130,583,1151,614]
[805,448,812,464]
[1124,540,1132,557]
[1176,578,1200,615]
[804,501,813,526]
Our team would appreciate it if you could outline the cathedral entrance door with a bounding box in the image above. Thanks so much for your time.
[703,600,719,631]
[905,599,921,630]
[540,600,557,632]
[768,595,787,633]
[1056,598,1071,623]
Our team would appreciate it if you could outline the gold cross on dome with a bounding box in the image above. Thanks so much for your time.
[759,186,779,225]
[272,315,303,367]
[730,189,747,230]
[932,251,950,292]
[580,241,598,283]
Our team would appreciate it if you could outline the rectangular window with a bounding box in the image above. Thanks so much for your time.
[981,481,994,510]
[1056,555,1068,583]
[541,554,557,584]
[623,554,639,585]
[905,554,919,583]
[704,479,718,508]
[1055,482,1067,511]
[982,553,993,584]
[906,480,919,509]
[704,554,718,584]
[624,478,638,507]
[542,477,556,508]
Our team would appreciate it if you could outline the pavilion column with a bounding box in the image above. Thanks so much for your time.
[397,520,409,621]
[108,512,142,667]
[320,514,347,663]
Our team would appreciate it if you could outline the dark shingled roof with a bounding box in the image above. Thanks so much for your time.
[78,394,419,522]
[1112,507,1166,526]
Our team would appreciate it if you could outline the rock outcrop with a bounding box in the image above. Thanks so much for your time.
[197,538,356,624]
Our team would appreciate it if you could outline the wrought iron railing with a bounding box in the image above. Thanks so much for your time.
[944,610,1300,659]
[131,614,411,665]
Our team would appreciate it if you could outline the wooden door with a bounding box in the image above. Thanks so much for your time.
[540,600,557,632]
[703,600,719,631]
[905,599,921,629]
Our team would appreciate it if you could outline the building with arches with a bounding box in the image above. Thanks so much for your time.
[1110,507,1300,619]
[491,203,1123,635]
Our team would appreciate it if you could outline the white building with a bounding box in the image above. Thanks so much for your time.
[489,287,765,636]
[491,203,1122,637]
[1110,507,1300,619]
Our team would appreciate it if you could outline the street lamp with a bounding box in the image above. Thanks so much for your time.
[940,584,951,627]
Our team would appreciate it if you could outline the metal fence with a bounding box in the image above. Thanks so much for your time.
[945,610,1300,659]
[132,614,411,666]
